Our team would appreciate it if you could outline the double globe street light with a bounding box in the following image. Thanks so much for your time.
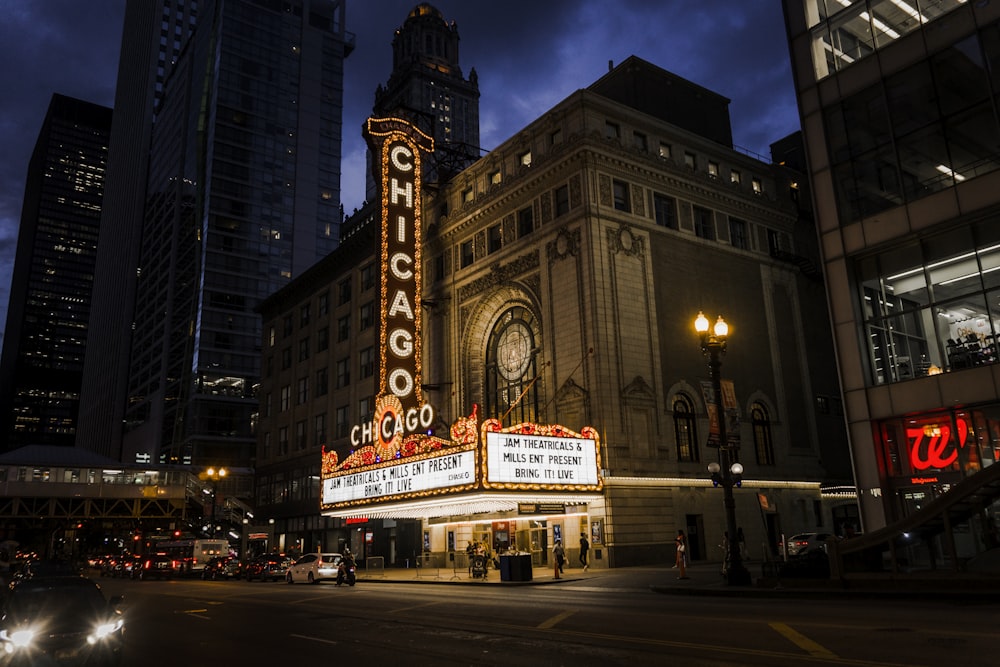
[205,467,227,538]
[694,312,751,586]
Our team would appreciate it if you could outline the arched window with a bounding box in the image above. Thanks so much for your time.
[752,402,775,465]
[673,394,698,462]
[486,306,539,427]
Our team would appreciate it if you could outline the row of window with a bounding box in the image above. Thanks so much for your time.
[267,263,378,346]
[263,395,378,458]
[672,394,777,467]
[605,119,765,195]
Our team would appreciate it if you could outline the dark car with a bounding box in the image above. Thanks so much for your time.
[244,554,291,582]
[133,554,175,580]
[202,556,241,580]
[113,555,143,579]
[0,575,125,666]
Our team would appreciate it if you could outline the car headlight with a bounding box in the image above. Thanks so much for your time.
[87,619,123,644]
[1,627,36,651]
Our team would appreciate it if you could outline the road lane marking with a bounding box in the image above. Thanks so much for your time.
[291,634,337,646]
[770,622,838,659]
[538,610,576,629]
[391,600,442,614]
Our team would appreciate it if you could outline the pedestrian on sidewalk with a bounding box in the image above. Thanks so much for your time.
[579,533,590,571]
[675,530,688,579]
[553,540,565,579]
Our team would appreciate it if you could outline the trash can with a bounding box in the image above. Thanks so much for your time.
[500,554,532,582]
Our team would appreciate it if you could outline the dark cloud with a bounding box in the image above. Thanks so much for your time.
[0,0,800,335]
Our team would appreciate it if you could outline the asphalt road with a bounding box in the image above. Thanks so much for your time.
[94,569,996,667]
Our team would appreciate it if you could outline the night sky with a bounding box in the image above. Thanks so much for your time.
[0,0,800,343]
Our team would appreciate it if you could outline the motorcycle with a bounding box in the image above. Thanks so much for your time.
[336,559,356,586]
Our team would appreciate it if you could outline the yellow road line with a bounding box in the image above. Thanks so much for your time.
[538,609,576,629]
[770,622,838,659]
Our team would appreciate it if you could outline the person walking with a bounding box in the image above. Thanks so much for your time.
[675,530,688,579]
[579,533,590,571]
[553,540,565,579]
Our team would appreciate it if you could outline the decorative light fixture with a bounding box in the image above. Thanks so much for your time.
[695,312,751,586]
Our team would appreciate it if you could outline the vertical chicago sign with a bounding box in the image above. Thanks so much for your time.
[366,117,435,461]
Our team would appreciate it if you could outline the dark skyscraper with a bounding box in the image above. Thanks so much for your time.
[77,0,199,460]
[0,94,111,450]
[117,0,353,468]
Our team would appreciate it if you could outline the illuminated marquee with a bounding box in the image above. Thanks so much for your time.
[481,419,603,492]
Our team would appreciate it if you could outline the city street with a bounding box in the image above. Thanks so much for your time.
[94,565,997,666]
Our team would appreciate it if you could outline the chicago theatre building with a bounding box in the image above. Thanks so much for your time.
[255,55,853,568]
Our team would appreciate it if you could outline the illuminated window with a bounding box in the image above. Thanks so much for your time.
[268,326,275,346]
[519,150,532,167]
[659,142,671,159]
[280,386,290,411]
[486,306,539,427]
[752,177,763,195]
[490,170,502,185]
[673,394,699,462]
[708,161,719,178]
[730,169,741,185]
[752,403,775,466]
[462,188,474,203]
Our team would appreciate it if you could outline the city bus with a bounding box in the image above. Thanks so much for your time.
[155,538,230,575]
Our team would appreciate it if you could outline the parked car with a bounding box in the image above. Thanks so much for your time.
[134,553,175,580]
[286,553,342,584]
[202,555,241,580]
[113,555,143,579]
[0,575,125,665]
[244,554,292,582]
[785,532,836,558]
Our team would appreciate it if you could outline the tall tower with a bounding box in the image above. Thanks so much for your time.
[77,0,199,460]
[369,3,480,196]
[120,0,353,468]
[0,94,112,451]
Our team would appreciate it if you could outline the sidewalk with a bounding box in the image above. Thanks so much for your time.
[355,559,1000,600]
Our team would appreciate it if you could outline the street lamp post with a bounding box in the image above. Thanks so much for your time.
[695,312,752,586]
[205,467,227,538]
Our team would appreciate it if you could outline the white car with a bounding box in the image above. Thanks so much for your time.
[786,532,835,557]
[285,552,342,584]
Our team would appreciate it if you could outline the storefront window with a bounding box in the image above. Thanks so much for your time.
[856,223,1000,384]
